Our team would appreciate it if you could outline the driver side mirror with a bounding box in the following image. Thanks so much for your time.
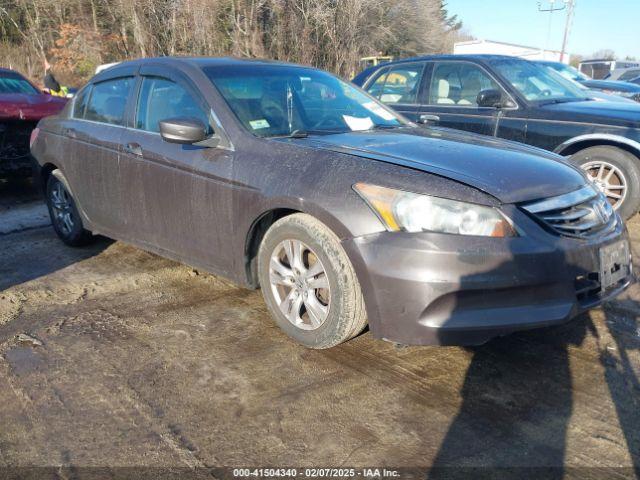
[159,117,209,144]
[476,89,513,108]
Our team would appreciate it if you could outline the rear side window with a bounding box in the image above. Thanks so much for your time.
[85,77,133,126]
[135,77,210,133]
[366,64,425,105]
[73,86,91,118]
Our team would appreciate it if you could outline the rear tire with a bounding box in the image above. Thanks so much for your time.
[570,146,640,220]
[257,213,367,349]
[45,172,93,247]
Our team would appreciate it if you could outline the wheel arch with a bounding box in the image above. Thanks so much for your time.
[242,200,366,288]
[244,208,301,288]
[554,134,640,160]
[39,162,59,193]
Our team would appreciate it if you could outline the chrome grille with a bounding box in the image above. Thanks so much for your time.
[521,185,617,238]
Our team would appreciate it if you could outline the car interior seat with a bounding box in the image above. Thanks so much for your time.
[436,79,455,104]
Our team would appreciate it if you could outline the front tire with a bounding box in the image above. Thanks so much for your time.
[257,213,367,349]
[46,172,93,246]
[570,146,640,220]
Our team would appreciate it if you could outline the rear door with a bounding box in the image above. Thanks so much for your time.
[63,74,136,234]
[118,66,235,274]
[417,60,508,136]
[363,62,427,122]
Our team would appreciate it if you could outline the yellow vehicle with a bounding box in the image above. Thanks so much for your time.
[358,56,393,71]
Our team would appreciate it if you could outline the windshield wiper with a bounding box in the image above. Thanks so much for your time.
[368,124,405,131]
[538,97,588,106]
[270,129,309,139]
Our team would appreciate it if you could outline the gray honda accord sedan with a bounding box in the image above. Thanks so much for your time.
[30,57,633,348]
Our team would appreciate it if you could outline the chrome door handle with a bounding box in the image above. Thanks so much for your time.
[418,114,440,124]
[124,142,143,156]
[65,128,77,139]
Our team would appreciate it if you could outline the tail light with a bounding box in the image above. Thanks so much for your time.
[29,127,40,149]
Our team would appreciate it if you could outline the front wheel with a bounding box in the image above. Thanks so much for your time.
[570,146,640,220]
[46,172,93,246]
[257,213,367,349]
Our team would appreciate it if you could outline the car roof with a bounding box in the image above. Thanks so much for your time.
[91,56,321,84]
[374,54,530,65]
[99,56,307,72]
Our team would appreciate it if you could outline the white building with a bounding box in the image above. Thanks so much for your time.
[453,39,569,64]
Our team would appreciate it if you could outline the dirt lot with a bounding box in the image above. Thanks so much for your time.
[1,179,639,479]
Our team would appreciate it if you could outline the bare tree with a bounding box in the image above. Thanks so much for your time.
[0,0,461,83]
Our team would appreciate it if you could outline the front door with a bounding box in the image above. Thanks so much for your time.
[118,71,235,274]
[418,61,507,136]
[65,76,135,234]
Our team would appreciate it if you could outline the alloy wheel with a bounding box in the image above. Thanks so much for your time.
[50,181,75,235]
[581,160,627,210]
[268,239,331,331]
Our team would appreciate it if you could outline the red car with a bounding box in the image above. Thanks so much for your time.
[0,67,67,177]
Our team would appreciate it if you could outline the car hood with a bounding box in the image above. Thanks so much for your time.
[0,93,67,121]
[539,99,640,127]
[287,127,588,204]
[581,79,640,93]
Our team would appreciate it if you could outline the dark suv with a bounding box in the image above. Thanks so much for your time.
[353,55,640,219]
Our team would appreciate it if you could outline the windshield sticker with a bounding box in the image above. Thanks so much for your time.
[363,101,396,121]
[249,119,270,130]
[343,115,374,131]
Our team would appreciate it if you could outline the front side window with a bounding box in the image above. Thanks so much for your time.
[136,77,210,133]
[85,77,133,125]
[204,65,408,138]
[620,69,640,81]
[493,59,589,103]
[368,64,424,105]
[429,62,502,106]
[0,72,40,95]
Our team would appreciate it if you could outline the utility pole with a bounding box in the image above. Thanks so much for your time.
[537,0,576,63]
[538,0,566,52]
[560,0,575,63]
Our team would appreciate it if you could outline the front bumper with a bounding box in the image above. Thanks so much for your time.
[0,120,38,177]
[342,213,633,346]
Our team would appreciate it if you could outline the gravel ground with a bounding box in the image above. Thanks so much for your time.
[0,180,639,479]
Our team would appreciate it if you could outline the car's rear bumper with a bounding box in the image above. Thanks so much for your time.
[342,216,633,346]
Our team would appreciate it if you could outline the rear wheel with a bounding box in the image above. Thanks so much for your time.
[257,213,367,349]
[570,146,640,220]
[46,172,93,246]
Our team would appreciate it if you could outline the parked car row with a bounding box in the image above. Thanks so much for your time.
[539,60,640,102]
[353,54,640,219]
[29,56,633,349]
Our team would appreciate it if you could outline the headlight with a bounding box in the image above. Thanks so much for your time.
[354,183,517,237]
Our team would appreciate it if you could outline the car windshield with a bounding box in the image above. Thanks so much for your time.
[204,65,408,137]
[493,59,589,103]
[0,72,39,95]
[547,63,590,82]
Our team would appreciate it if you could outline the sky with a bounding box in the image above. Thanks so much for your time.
[445,0,640,60]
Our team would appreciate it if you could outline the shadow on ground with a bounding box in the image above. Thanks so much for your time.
[427,230,640,479]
